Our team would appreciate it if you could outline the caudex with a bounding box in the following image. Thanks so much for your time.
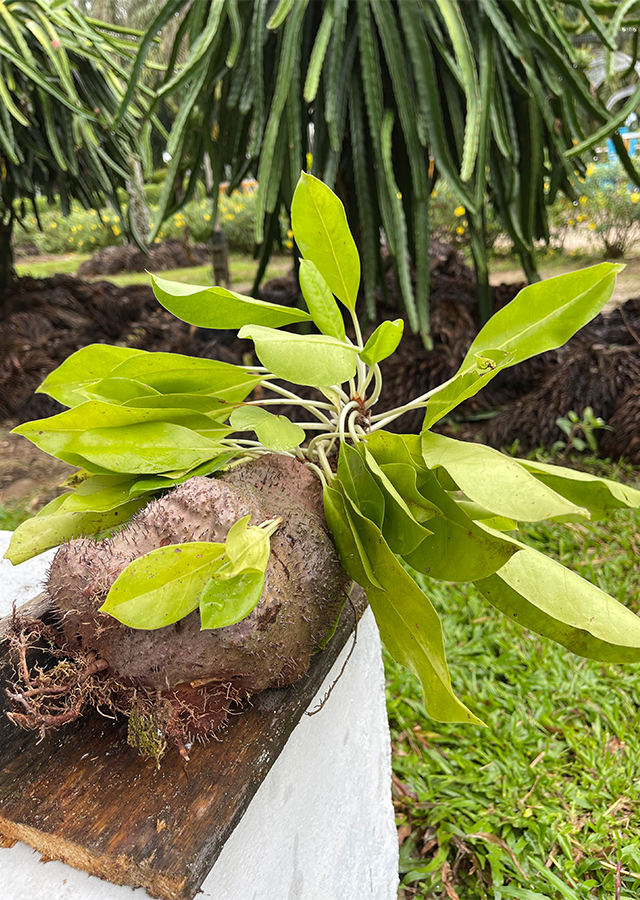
[4,173,640,761]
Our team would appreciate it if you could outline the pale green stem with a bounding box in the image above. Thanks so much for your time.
[369,374,458,431]
[363,364,382,408]
[338,400,360,444]
[315,440,334,483]
[347,409,362,443]
[303,460,328,488]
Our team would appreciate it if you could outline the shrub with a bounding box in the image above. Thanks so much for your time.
[13,204,125,255]
[579,162,640,258]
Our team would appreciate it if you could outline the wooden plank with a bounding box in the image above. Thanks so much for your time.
[0,591,363,900]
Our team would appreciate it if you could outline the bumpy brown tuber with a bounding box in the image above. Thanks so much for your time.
[7,455,351,758]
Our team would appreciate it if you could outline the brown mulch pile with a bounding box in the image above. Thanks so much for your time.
[2,242,640,462]
[76,240,210,276]
[0,274,245,422]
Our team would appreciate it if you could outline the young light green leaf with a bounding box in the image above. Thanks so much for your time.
[238,325,359,387]
[360,319,404,366]
[200,570,265,629]
[222,514,272,575]
[150,273,312,328]
[100,542,226,630]
[5,498,143,565]
[337,441,385,529]
[475,547,640,664]
[455,500,518,532]
[298,258,346,340]
[291,171,360,311]
[341,492,482,724]
[518,458,640,520]
[229,405,306,451]
[421,432,590,523]
[55,474,139,512]
[36,344,145,407]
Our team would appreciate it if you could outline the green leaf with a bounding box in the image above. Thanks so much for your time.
[65,422,227,474]
[36,344,145,407]
[422,265,623,429]
[336,441,385,529]
[80,377,160,404]
[229,405,305,451]
[127,452,237,496]
[403,470,517,582]
[5,498,143,565]
[365,431,517,581]
[421,432,590,523]
[100,542,226,630]
[55,474,138,512]
[298,258,346,340]
[108,352,261,402]
[455,500,518,532]
[422,349,513,429]
[462,263,624,374]
[150,273,312,329]
[341,490,482,725]
[14,402,230,458]
[358,446,433,556]
[291,171,360,312]
[200,570,265,629]
[123,393,235,418]
[238,325,359,387]
[323,484,382,589]
[475,547,640,664]
[517,458,640,520]
[360,319,404,366]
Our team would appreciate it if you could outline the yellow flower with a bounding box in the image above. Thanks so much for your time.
[225,213,234,220]
[204,213,211,221]
[91,224,97,231]
[90,237,95,243]
[578,177,585,184]
[154,237,161,243]
[589,222,595,230]
[158,232,164,239]
[306,152,313,171]
[396,191,402,200]
[285,240,293,249]
[112,226,121,236]
[454,206,466,217]
[456,226,464,235]
[68,237,73,243]
[568,219,575,226]
[287,229,293,239]
[632,194,640,204]
[430,190,438,198]
[579,195,587,205]
[78,240,83,247]
[462,219,468,228]
[586,164,595,176]
[176,221,184,228]
[71,226,77,233]
[50,222,57,229]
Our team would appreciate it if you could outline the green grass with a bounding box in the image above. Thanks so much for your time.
[390,459,640,899]
[15,251,291,290]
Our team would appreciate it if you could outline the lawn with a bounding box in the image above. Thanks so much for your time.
[390,457,640,900]
[15,250,292,294]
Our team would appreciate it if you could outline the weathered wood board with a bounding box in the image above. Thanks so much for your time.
[0,593,360,900]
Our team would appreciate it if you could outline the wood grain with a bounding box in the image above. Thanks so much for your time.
[0,590,363,899]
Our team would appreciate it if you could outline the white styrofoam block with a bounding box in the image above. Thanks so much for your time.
[0,531,56,614]
[0,531,399,900]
